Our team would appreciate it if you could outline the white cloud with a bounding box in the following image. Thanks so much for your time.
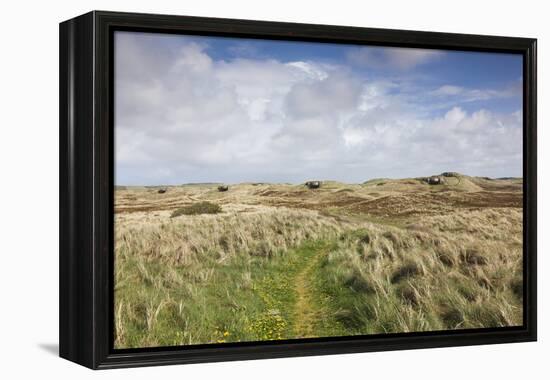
[434,85,464,96]
[347,46,443,70]
[285,73,361,118]
[432,83,521,103]
[285,61,329,81]
[115,33,522,185]
[444,106,467,123]
[338,103,522,177]
[172,42,213,73]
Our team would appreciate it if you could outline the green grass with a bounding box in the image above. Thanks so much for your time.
[312,229,522,334]
[114,199,523,348]
[248,240,356,340]
[116,252,263,346]
[115,238,340,347]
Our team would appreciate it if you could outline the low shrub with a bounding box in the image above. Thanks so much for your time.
[171,202,222,217]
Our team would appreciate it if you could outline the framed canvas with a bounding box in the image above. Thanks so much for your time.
[59,11,537,369]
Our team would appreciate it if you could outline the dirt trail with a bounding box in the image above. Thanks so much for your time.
[292,247,325,338]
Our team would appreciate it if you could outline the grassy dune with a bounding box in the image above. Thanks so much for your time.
[114,174,523,348]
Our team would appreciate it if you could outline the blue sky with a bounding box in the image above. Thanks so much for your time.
[115,31,523,185]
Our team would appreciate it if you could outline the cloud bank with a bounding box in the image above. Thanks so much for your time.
[115,33,522,185]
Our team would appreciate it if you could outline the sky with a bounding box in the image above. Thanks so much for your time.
[114,31,523,185]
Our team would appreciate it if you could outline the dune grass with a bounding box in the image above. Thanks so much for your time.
[312,209,523,335]
[114,209,346,347]
[171,201,221,217]
[114,178,523,348]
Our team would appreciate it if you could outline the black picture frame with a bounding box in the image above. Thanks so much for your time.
[59,10,537,369]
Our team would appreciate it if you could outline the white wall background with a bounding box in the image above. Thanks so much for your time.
[0,0,547,377]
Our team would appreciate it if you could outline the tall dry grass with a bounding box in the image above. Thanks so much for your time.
[116,207,347,266]
[114,182,523,348]
[114,207,349,347]
[315,208,523,334]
